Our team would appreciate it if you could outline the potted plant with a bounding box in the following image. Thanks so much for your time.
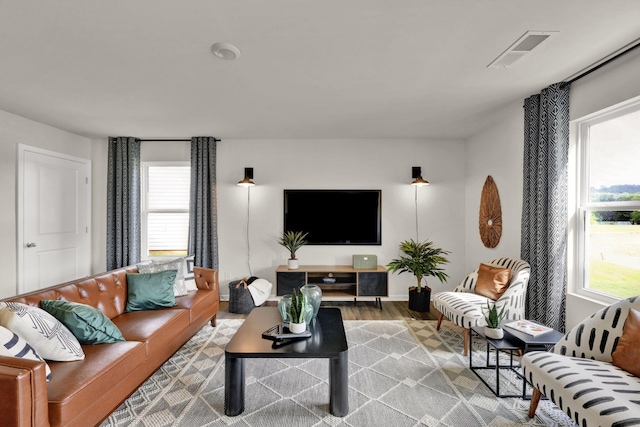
[386,239,450,312]
[278,231,308,270]
[289,288,310,333]
[483,301,506,339]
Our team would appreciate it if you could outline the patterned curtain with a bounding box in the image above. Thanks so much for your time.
[521,82,571,332]
[188,137,218,269]
[106,137,141,270]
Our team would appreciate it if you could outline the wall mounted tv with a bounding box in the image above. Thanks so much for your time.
[284,190,382,245]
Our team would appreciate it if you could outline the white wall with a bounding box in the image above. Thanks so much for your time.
[463,103,524,273]
[216,139,467,300]
[0,110,91,298]
[87,138,468,300]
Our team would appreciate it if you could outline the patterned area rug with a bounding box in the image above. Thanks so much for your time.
[100,319,576,426]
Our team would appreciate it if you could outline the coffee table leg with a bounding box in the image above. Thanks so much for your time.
[329,351,349,417]
[225,354,245,416]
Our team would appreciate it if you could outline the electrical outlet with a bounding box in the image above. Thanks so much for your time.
[224,272,231,281]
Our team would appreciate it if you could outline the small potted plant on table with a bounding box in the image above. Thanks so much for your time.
[387,239,450,312]
[483,301,506,339]
[278,231,308,270]
[288,288,311,333]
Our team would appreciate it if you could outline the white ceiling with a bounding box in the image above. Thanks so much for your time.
[1,1,639,140]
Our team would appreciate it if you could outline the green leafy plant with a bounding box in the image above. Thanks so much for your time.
[483,301,506,328]
[386,239,450,293]
[278,231,309,260]
[289,288,308,324]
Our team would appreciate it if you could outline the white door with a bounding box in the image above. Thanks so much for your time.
[18,145,91,293]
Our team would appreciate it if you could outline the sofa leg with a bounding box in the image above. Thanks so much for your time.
[436,313,444,330]
[210,315,217,327]
[464,328,470,356]
[528,388,542,418]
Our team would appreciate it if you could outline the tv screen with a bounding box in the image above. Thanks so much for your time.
[284,190,382,245]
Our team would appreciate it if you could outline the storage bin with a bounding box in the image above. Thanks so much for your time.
[228,280,255,314]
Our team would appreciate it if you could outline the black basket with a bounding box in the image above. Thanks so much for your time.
[228,280,255,314]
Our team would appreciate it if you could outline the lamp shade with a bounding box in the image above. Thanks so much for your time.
[237,167,255,187]
[411,166,429,186]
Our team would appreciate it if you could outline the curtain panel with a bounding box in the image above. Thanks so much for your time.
[106,137,141,270]
[188,136,218,269]
[521,82,571,332]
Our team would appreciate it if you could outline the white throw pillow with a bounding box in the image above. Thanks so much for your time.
[0,325,51,381]
[0,302,84,361]
[182,255,196,291]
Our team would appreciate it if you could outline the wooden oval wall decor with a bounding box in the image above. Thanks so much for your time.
[479,175,502,248]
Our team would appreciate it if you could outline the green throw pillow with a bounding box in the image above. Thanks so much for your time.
[125,270,178,312]
[40,300,125,344]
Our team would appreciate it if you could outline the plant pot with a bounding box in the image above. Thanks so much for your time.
[408,287,431,312]
[289,321,306,334]
[484,326,504,340]
[287,259,299,270]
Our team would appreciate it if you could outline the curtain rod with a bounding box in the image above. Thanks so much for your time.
[139,138,221,142]
[566,39,640,85]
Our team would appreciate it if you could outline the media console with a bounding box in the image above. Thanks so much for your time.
[276,265,388,309]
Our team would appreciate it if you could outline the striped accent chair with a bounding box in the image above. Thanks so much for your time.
[432,258,530,355]
[522,296,640,426]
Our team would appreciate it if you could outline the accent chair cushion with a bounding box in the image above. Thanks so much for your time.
[125,270,178,312]
[474,263,512,301]
[612,307,640,377]
[40,300,125,345]
[0,325,51,381]
[0,302,84,361]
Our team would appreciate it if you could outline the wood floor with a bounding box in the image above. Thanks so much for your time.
[217,300,441,321]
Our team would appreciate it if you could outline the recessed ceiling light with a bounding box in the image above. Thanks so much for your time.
[211,42,241,60]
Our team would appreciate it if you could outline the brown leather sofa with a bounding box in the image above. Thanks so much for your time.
[0,265,219,427]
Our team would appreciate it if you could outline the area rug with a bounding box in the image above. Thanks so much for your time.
[100,319,576,426]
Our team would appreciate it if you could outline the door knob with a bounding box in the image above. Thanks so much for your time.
[26,242,37,248]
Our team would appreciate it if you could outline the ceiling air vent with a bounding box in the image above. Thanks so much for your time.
[488,31,558,68]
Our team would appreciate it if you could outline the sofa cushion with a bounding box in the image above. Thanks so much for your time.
[181,255,196,291]
[612,307,640,377]
[474,263,512,301]
[112,308,190,358]
[174,289,219,324]
[0,325,51,381]
[522,351,640,427]
[40,300,125,345]
[0,302,84,361]
[138,257,187,296]
[125,270,177,312]
[46,340,146,427]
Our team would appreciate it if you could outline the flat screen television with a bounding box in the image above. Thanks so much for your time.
[283,190,382,245]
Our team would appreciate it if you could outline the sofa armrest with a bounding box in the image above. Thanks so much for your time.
[193,267,219,293]
[0,356,50,427]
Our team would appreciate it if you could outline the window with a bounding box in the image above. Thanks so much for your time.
[142,163,190,259]
[575,103,640,302]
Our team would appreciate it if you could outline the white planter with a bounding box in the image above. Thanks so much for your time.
[288,259,299,270]
[289,321,306,334]
[484,326,504,340]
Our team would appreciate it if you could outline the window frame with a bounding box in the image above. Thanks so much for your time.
[141,161,191,261]
[573,99,640,304]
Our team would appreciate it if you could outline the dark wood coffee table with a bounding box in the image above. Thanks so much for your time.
[224,307,349,417]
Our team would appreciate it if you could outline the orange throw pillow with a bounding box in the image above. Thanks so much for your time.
[612,307,640,377]
[474,263,512,301]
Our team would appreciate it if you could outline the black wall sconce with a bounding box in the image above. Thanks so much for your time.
[411,166,429,187]
[237,167,255,187]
